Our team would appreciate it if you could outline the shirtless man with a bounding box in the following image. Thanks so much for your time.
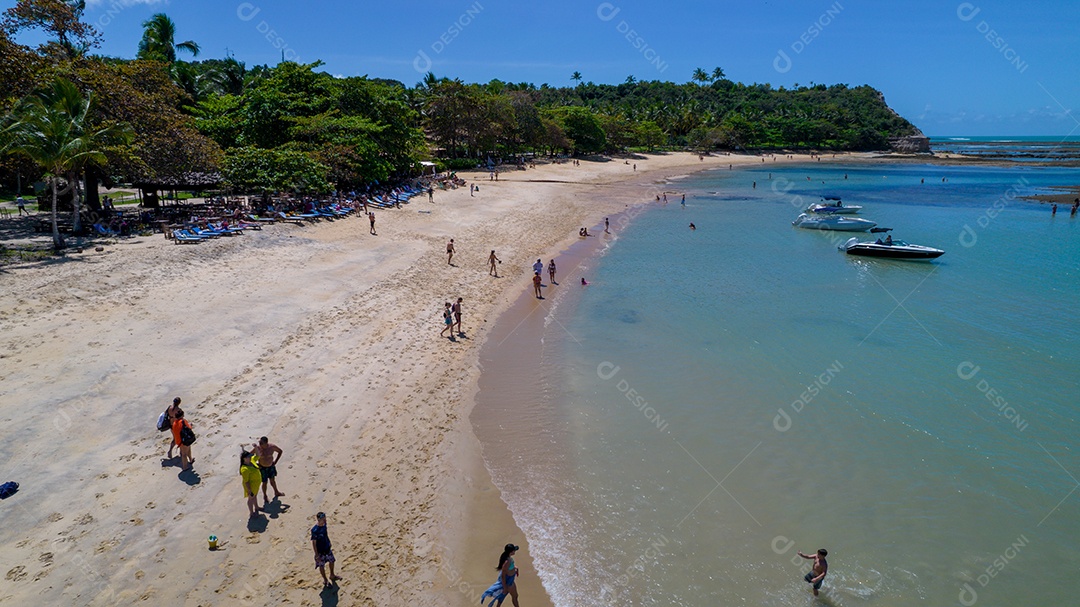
[489,250,501,276]
[447,239,456,265]
[452,297,463,335]
[797,549,828,596]
[252,437,285,505]
[532,272,543,299]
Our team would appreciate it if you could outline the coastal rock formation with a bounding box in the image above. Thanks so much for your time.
[888,135,931,154]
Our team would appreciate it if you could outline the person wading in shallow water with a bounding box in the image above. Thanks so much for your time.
[797,548,828,596]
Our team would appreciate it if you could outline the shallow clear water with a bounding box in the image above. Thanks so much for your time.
[478,161,1080,606]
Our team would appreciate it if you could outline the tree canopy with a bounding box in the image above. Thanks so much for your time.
[0,0,923,204]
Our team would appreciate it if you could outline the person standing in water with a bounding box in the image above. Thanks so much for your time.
[604,217,610,233]
[548,259,557,285]
[797,548,828,596]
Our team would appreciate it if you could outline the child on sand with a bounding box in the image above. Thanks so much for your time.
[311,512,341,588]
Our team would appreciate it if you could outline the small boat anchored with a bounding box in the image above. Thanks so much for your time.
[793,213,877,231]
[807,201,863,214]
[808,196,862,215]
[840,237,945,260]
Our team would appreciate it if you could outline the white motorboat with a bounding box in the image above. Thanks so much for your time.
[792,213,877,231]
[840,237,945,259]
[807,202,863,214]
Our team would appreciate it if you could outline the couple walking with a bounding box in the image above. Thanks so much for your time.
[441,297,464,338]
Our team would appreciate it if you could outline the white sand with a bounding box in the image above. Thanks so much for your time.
[0,152,852,606]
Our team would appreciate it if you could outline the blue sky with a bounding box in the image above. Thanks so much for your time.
[7,0,1079,136]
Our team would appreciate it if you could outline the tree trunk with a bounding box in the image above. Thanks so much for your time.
[51,177,62,251]
[71,170,84,240]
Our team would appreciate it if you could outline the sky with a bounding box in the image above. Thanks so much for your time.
[6,0,1079,136]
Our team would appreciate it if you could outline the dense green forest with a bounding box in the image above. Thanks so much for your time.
[1,0,921,200]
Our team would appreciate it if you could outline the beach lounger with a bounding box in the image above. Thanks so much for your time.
[93,223,119,237]
[173,230,205,244]
[190,227,223,238]
[276,212,307,226]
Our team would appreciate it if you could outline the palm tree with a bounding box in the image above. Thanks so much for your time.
[711,67,726,82]
[137,13,200,63]
[692,68,709,85]
[571,71,582,85]
[3,79,132,250]
[624,75,637,85]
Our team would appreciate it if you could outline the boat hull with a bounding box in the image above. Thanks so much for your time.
[845,244,944,259]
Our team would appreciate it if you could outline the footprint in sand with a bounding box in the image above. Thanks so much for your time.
[6,566,27,582]
[75,513,94,525]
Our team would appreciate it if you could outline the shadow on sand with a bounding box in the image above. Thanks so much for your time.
[178,468,200,485]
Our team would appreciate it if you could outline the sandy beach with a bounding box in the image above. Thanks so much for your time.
[0,151,846,606]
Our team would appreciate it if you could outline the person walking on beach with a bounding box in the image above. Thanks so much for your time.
[447,239,456,265]
[548,259,557,285]
[240,451,262,518]
[252,437,285,505]
[498,544,521,607]
[797,548,828,596]
[171,410,194,471]
[489,250,502,276]
[452,297,463,335]
[311,512,341,588]
[532,258,543,276]
[440,302,453,337]
[604,217,610,233]
[165,397,183,458]
[368,212,376,235]
[428,186,434,202]
[533,272,543,299]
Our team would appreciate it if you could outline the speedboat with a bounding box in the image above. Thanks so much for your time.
[840,237,945,259]
[793,213,876,231]
[807,201,862,214]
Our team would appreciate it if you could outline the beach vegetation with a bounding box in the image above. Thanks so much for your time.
[0,1,921,201]
[3,77,132,249]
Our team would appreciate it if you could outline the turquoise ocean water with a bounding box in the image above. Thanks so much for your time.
[476,160,1079,606]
